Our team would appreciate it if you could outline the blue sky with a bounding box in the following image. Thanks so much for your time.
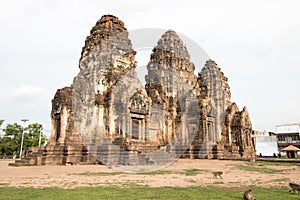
[0,0,299,135]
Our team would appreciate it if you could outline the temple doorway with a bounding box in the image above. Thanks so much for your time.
[131,118,140,139]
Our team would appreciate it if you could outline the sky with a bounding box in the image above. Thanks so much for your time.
[0,0,299,136]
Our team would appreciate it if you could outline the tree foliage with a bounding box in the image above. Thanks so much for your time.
[25,123,47,149]
[0,136,18,156]
[0,122,48,156]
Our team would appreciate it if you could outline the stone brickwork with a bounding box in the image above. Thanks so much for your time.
[11,14,255,167]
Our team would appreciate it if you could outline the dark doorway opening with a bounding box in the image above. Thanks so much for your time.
[132,118,140,139]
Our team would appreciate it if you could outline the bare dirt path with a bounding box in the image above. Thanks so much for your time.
[0,159,299,189]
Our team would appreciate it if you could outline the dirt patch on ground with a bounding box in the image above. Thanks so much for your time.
[0,159,299,189]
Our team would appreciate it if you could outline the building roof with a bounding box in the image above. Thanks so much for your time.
[276,123,300,127]
[281,145,300,151]
[276,124,300,134]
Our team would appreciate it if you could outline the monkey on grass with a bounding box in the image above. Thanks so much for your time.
[243,189,256,200]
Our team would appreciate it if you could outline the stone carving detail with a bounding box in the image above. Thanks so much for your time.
[129,88,149,115]
[13,15,255,166]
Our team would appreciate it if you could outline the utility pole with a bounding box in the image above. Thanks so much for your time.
[19,119,29,159]
[38,126,43,147]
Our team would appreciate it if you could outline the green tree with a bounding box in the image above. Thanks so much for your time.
[24,123,47,153]
[3,123,23,154]
[0,122,47,156]
[0,137,17,155]
[0,123,22,156]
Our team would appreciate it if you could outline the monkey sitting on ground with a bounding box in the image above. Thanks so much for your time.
[243,189,256,200]
[212,171,223,179]
[289,183,300,194]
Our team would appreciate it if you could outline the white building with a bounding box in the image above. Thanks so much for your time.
[255,135,278,157]
[276,123,300,151]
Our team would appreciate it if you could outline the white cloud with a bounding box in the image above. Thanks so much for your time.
[12,84,46,97]
[7,84,51,110]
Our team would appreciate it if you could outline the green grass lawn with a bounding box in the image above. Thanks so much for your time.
[234,164,284,174]
[0,186,298,200]
[228,160,300,174]
[255,161,300,167]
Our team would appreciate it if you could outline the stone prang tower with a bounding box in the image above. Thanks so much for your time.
[12,15,255,166]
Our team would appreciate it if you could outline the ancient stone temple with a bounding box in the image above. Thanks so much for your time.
[12,15,255,166]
